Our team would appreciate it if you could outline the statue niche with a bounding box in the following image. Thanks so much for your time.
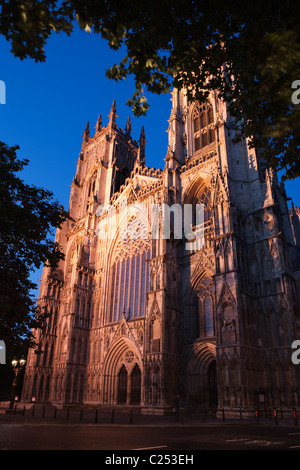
[221,303,237,344]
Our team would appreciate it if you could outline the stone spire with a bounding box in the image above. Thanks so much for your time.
[125,116,132,137]
[95,114,102,133]
[82,121,90,143]
[108,99,117,129]
[137,126,146,165]
[140,126,146,153]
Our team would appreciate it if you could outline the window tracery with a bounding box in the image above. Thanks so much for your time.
[108,216,150,323]
[185,183,212,253]
[187,276,215,340]
[193,102,216,152]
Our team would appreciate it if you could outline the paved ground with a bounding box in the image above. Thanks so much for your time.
[0,407,300,451]
[1,421,300,451]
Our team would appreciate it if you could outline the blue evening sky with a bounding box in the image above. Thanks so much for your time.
[0,24,171,209]
[0,25,171,294]
[1,24,299,295]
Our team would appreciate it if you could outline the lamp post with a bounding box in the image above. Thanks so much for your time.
[9,357,26,409]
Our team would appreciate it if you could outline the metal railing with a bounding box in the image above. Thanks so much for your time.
[1,404,299,427]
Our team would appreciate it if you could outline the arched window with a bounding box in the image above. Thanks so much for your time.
[110,248,150,322]
[38,375,44,402]
[185,183,212,253]
[49,342,55,365]
[149,316,160,353]
[204,294,214,336]
[193,102,215,152]
[42,342,49,367]
[187,277,214,340]
[107,212,150,323]
[47,307,53,334]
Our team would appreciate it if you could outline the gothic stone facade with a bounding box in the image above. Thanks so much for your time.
[22,90,300,414]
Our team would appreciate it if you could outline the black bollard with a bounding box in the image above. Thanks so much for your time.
[179,407,184,424]
[293,408,298,426]
[274,408,278,425]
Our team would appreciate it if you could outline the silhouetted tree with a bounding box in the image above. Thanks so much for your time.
[0,141,65,355]
[1,1,300,178]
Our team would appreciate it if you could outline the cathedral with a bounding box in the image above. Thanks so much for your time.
[22,89,300,415]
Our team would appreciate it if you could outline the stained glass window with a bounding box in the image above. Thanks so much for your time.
[113,262,120,321]
[204,295,214,336]
[129,255,136,318]
[193,102,215,152]
[111,248,149,322]
[134,255,141,316]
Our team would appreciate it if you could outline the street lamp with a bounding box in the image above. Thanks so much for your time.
[9,357,26,409]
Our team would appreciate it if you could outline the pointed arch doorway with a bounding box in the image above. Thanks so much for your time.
[208,360,218,408]
[131,364,141,405]
[102,338,143,406]
[117,363,141,405]
[186,342,217,409]
[118,365,127,404]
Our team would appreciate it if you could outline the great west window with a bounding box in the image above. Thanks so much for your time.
[110,249,150,322]
[108,215,150,323]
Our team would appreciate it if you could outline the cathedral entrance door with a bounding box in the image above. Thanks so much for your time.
[208,361,218,408]
[118,365,127,404]
[131,364,141,405]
